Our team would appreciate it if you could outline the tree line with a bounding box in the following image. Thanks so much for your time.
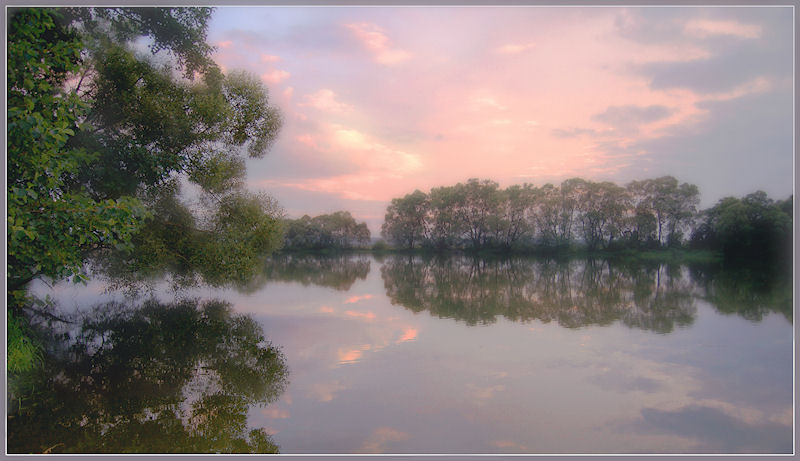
[380,177,792,260]
[282,211,370,250]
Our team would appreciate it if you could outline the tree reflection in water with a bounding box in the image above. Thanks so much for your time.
[380,255,790,332]
[244,253,371,292]
[7,298,288,454]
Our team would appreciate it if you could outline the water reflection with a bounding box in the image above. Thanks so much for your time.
[253,253,370,292]
[98,252,371,296]
[380,255,790,331]
[7,299,288,454]
[690,263,792,322]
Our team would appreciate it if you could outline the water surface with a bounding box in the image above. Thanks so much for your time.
[11,254,793,454]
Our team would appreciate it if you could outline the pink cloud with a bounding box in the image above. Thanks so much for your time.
[345,310,377,320]
[338,344,371,364]
[261,407,290,419]
[282,86,294,100]
[358,427,410,454]
[299,89,354,113]
[319,305,334,313]
[684,19,762,39]
[344,294,374,304]
[345,22,413,65]
[491,440,528,451]
[495,42,536,55]
[397,328,418,343]
[261,53,281,62]
[217,40,233,48]
[308,380,347,402]
[296,133,319,149]
[261,69,291,85]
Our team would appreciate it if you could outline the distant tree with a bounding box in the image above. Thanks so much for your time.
[694,191,792,260]
[496,184,537,249]
[283,211,370,250]
[461,178,502,248]
[381,190,429,249]
[627,176,698,246]
[428,185,467,249]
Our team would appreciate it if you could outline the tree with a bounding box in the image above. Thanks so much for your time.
[283,212,371,250]
[381,190,429,249]
[460,178,502,248]
[496,184,537,249]
[694,191,792,260]
[427,185,467,249]
[8,7,285,370]
[627,176,699,246]
[8,9,145,295]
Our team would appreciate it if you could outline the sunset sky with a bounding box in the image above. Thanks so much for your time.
[207,6,793,234]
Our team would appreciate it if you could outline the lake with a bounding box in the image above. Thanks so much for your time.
[9,253,793,454]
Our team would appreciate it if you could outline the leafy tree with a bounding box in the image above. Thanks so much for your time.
[381,190,429,249]
[694,191,792,260]
[8,7,285,370]
[428,185,467,249]
[460,178,502,248]
[7,9,145,295]
[626,176,698,246]
[283,211,370,250]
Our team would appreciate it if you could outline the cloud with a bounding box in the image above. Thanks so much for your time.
[551,127,601,138]
[495,42,536,55]
[470,95,507,112]
[344,310,376,320]
[217,40,233,48]
[319,305,334,313]
[308,380,348,402]
[345,22,413,65]
[358,427,410,453]
[465,384,505,405]
[344,294,374,304]
[261,407,290,419]
[684,19,761,39]
[637,13,790,94]
[591,104,673,132]
[491,440,528,451]
[338,344,372,364]
[397,327,418,343]
[299,89,354,113]
[637,404,792,453]
[261,69,291,84]
[623,87,792,206]
[261,53,281,62]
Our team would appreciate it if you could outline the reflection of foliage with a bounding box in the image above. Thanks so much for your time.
[96,250,372,296]
[255,254,371,292]
[7,299,288,454]
[381,255,702,332]
[381,255,790,330]
[691,263,793,322]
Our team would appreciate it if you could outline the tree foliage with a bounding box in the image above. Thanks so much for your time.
[7,7,285,370]
[283,211,371,250]
[380,177,787,257]
[691,191,792,261]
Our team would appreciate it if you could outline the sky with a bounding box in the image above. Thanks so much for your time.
[206,6,794,235]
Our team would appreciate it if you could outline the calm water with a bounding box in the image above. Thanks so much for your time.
[10,254,793,454]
